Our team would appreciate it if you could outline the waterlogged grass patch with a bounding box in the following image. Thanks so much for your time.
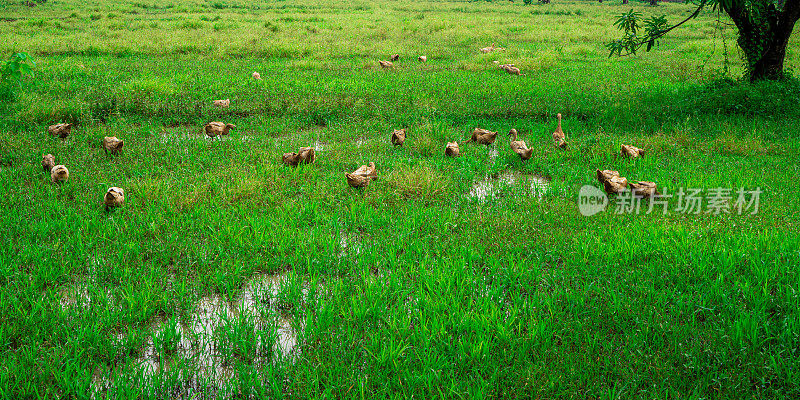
[467,170,550,202]
[95,272,305,395]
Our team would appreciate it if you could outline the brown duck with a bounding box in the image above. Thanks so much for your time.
[620,144,645,158]
[346,173,371,188]
[51,165,69,183]
[508,129,533,160]
[298,147,316,164]
[378,60,394,68]
[467,128,498,145]
[630,181,658,198]
[104,187,125,209]
[596,169,628,195]
[391,128,407,146]
[499,64,522,76]
[283,147,316,166]
[480,43,505,53]
[445,141,460,157]
[552,114,567,149]
[390,54,400,61]
[282,152,301,166]
[48,123,72,139]
[204,122,236,138]
[102,137,124,155]
[42,154,55,172]
[352,162,378,180]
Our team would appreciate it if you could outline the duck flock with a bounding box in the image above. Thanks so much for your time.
[39,45,658,210]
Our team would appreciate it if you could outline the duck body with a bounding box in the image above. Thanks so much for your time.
[51,165,69,183]
[508,129,532,160]
[282,152,301,166]
[445,142,460,157]
[104,187,125,208]
[283,147,316,166]
[352,162,378,180]
[298,147,316,164]
[391,128,406,146]
[346,173,370,188]
[378,60,394,68]
[103,137,124,155]
[499,64,522,75]
[596,169,628,194]
[213,99,230,108]
[204,122,236,138]
[468,128,498,145]
[42,154,55,172]
[48,123,72,139]
[621,144,645,158]
[630,181,658,198]
[552,113,567,149]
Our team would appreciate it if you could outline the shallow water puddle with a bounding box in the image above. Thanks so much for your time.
[468,170,550,201]
[338,230,362,258]
[105,272,305,390]
[487,147,499,167]
[158,128,204,143]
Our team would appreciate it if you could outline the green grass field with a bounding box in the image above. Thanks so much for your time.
[1,0,800,398]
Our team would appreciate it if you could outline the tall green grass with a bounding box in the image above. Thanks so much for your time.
[0,0,799,398]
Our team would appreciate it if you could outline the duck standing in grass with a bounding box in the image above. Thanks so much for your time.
[620,144,645,158]
[596,169,628,194]
[346,172,371,188]
[552,114,567,149]
[104,187,125,209]
[42,154,55,172]
[48,123,72,139]
[102,137,124,155]
[508,129,533,160]
[391,128,407,147]
[445,141,460,157]
[204,122,235,139]
[467,128,498,145]
[50,165,69,183]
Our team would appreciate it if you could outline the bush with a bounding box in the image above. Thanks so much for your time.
[684,76,800,117]
[0,53,35,103]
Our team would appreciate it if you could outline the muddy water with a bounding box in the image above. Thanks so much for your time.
[85,272,305,395]
[338,230,362,258]
[468,170,550,201]
[159,128,249,143]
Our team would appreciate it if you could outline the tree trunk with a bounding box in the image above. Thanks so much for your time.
[725,0,800,81]
[749,33,790,81]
